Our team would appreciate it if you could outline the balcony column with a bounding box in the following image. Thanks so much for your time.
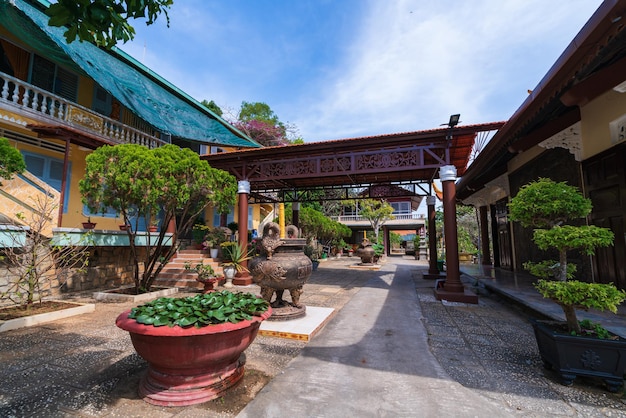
[234,180,252,286]
[424,195,443,279]
[434,165,478,303]
[479,205,491,265]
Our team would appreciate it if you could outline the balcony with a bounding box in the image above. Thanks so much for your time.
[0,72,167,148]
[332,213,426,227]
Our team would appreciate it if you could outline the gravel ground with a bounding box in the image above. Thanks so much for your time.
[1,257,625,417]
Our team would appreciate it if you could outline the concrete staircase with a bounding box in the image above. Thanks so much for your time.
[154,249,223,291]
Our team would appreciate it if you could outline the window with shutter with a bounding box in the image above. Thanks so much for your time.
[30,54,78,101]
[21,151,71,213]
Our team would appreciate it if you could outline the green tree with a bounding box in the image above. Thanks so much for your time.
[508,178,619,333]
[457,205,479,254]
[201,99,223,117]
[287,206,351,245]
[79,144,236,292]
[343,199,394,242]
[45,0,173,48]
[0,137,26,185]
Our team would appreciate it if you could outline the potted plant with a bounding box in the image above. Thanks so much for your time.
[372,242,384,263]
[204,227,226,258]
[184,261,221,293]
[82,216,96,229]
[220,241,252,287]
[116,291,271,406]
[192,223,208,249]
[509,178,626,391]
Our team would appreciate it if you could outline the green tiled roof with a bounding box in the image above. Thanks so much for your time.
[1,0,260,148]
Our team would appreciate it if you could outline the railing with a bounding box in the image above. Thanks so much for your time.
[332,213,425,222]
[0,72,166,148]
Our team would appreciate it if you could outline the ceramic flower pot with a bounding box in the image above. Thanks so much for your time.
[116,307,272,406]
[532,320,626,392]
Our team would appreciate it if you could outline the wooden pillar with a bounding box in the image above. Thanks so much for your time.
[234,180,252,286]
[424,195,442,279]
[479,205,491,265]
[434,165,477,303]
[292,202,300,229]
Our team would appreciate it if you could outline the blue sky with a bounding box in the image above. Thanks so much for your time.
[119,0,603,143]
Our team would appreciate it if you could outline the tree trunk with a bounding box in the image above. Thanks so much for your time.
[561,303,581,334]
[558,249,568,281]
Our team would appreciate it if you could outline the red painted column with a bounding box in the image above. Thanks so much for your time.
[424,195,441,278]
[234,180,252,286]
[480,205,491,265]
[434,165,477,303]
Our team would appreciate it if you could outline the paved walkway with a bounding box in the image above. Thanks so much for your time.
[0,256,624,417]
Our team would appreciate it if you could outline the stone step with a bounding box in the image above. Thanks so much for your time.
[155,277,204,290]
[154,251,224,291]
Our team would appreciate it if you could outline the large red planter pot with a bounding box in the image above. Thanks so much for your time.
[116,307,272,406]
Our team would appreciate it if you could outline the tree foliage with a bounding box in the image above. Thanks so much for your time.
[0,137,26,185]
[508,177,620,334]
[456,205,478,254]
[45,0,173,48]
[288,206,351,244]
[79,144,236,292]
[343,199,394,242]
[233,101,302,146]
[508,178,592,229]
[201,99,223,117]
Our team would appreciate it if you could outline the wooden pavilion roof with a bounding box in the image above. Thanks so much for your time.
[203,122,504,201]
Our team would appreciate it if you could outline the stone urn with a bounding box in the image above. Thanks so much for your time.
[249,222,312,320]
[357,238,376,264]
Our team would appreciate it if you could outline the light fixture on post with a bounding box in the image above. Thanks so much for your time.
[444,114,461,140]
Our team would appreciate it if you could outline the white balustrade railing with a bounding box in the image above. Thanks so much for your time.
[1,72,166,148]
[332,213,424,222]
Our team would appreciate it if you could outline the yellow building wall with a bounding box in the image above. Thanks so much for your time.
[580,89,626,160]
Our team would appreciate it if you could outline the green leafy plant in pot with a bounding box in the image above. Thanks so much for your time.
[183,261,221,293]
[220,241,252,287]
[116,291,270,406]
[509,178,626,390]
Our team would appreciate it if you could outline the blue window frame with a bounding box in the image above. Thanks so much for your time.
[21,151,71,213]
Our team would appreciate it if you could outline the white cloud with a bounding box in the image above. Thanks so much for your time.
[295,0,602,141]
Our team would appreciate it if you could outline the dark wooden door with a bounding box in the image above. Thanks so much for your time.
[583,144,626,290]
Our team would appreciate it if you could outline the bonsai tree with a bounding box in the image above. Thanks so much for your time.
[80,144,236,293]
[508,178,624,334]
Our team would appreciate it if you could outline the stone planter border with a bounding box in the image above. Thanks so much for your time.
[0,301,95,333]
[93,286,178,303]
